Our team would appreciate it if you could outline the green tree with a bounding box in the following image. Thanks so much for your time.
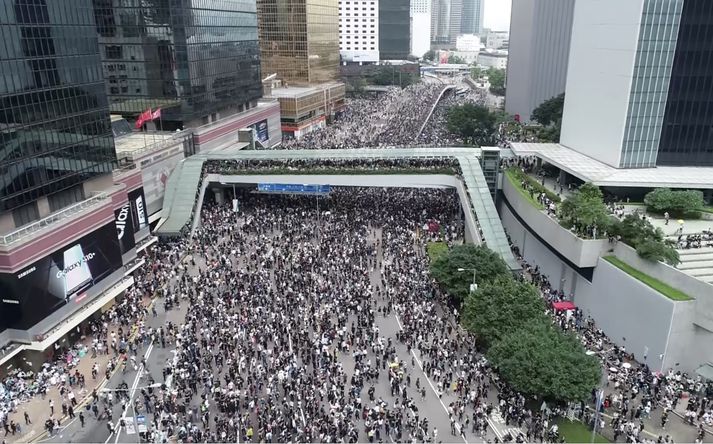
[470,66,483,79]
[449,54,467,64]
[558,183,611,237]
[609,215,680,266]
[423,50,436,62]
[462,276,548,347]
[644,188,705,217]
[532,94,565,126]
[536,118,562,143]
[446,103,498,146]
[488,322,602,402]
[487,67,506,96]
[430,244,510,305]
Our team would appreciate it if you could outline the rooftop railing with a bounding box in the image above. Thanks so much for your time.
[0,192,109,246]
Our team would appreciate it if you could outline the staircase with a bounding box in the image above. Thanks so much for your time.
[674,248,713,284]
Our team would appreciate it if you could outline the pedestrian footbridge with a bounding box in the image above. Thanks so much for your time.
[155,147,519,270]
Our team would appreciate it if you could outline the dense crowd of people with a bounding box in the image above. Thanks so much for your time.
[418,87,487,146]
[280,84,446,150]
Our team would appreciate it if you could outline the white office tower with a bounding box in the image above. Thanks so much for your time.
[411,0,432,57]
[560,0,693,168]
[339,0,380,63]
[505,0,575,122]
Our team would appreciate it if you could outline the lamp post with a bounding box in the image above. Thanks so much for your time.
[101,383,161,444]
[457,267,477,292]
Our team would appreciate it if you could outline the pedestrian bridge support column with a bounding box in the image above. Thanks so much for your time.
[213,188,224,204]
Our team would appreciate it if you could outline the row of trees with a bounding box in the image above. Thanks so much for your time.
[430,245,601,402]
[557,183,680,265]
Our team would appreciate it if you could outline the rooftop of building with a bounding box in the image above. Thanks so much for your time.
[267,82,345,99]
[114,132,176,157]
[509,142,713,189]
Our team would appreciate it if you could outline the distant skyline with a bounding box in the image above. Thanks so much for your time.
[484,0,512,31]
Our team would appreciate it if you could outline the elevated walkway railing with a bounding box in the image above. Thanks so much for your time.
[417,85,456,138]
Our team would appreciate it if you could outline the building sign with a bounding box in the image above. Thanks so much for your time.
[128,188,148,231]
[0,223,123,331]
[257,183,331,194]
[115,202,136,255]
[250,119,269,143]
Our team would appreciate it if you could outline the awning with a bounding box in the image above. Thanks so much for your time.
[695,363,713,381]
[552,301,576,311]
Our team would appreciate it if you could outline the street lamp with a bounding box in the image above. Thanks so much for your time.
[457,268,478,292]
[102,383,161,444]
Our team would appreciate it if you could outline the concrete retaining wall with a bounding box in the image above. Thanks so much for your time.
[502,174,608,267]
[499,200,713,373]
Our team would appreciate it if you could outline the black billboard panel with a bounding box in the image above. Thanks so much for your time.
[115,202,136,255]
[0,222,123,331]
[128,188,148,232]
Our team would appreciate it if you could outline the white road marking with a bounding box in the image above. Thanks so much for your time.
[394,314,469,444]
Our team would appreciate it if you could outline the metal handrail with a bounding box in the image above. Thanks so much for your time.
[119,131,191,159]
[0,192,109,246]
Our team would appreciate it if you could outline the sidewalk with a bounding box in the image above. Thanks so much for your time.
[3,295,154,443]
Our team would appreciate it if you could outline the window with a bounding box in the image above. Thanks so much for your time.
[105,45,122,60]
[13,201,40,227]
[48,184,86,213]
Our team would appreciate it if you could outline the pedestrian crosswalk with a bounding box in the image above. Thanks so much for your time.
[489,411,524,440]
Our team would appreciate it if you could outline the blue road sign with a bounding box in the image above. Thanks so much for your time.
[257,183,331,194]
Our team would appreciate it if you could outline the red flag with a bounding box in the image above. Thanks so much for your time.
[135,108,152,129]
[151,108,161,120]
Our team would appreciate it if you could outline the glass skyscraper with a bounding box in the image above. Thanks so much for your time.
[92,0,263,127]
[656,0,713,166]
[379,0,410,59]
[256,0,339,84]
[0,0,117,216]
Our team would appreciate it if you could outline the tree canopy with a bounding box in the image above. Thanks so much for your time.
[449,54,467,65]
[609,215,680,266]
[487,68,506,96]
[532,94,565,126]
[446,103,498,146]
[462,276,548,347]
[531,94,565,142]
[644,188,705,217]
[558,183,611,238]
[429,244,510,305]
[422,50,436,62]
[488,322,602,402]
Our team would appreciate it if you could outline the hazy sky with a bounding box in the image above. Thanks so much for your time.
[484,0,512,31]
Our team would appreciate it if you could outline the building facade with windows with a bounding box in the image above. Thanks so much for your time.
[561,0,713,168]
[460,0,484,36]
[339,0,379,63]
[505,0,575,123]
[379,0,410,59]
[257,0,340,84]
[410,0,432,58]
[93,0,263,130]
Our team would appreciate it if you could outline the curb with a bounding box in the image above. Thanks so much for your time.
[27,298,159,443]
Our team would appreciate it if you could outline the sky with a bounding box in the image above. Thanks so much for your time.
[483,0,512,31]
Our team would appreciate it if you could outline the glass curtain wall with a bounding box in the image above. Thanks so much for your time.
[0,0,116,214]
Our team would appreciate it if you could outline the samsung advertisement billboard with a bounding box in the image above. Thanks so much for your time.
[0,222,123,331]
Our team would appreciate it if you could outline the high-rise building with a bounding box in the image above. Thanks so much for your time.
[379,0,411,59]
[448,0,463,44]
[461,0,484,36]
[0,0,117,216]
[504,0,575,123]
[339,0,380,63]
[411,0,432,57]
[93,0,263,130]
[561,0,713,168]
[257,0,340,84]
[431,0,451,45]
